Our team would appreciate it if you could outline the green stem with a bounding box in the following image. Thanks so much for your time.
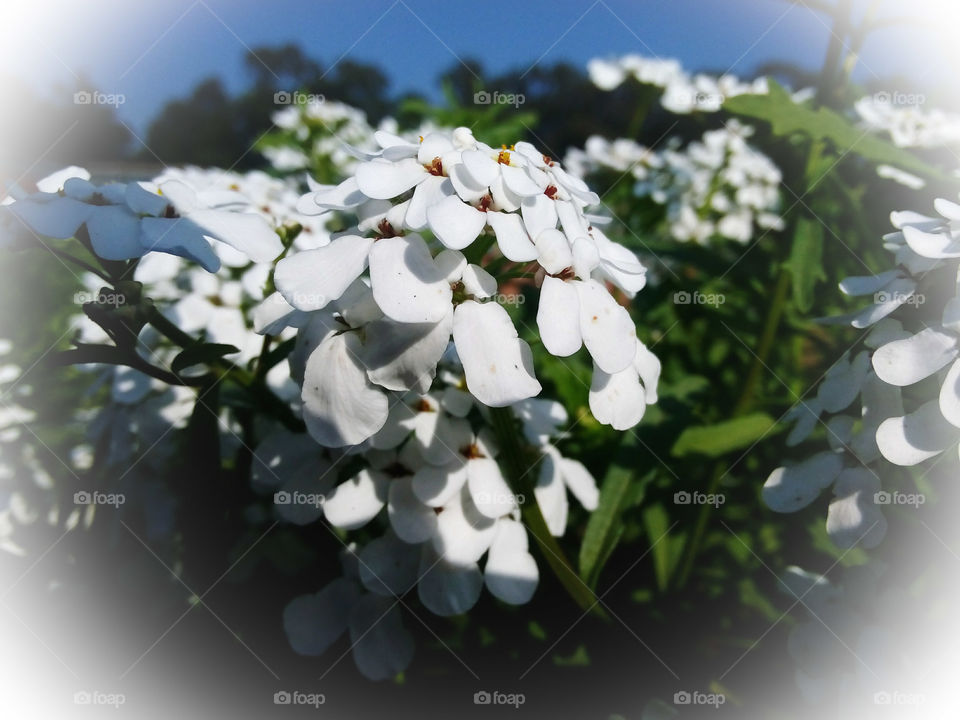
[488,406,608,618]
[672,265,791,590]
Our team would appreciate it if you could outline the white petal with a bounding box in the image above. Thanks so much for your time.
[252,292,306,335]
[634,340,661,404]
[36,166,90,193]
[537,276,582,356]
[358,531,419,596]
[86,206,144,260]
[484,519,538,605]
[534,228,573,275]
[486,211,538,262]
[462,264,497,298]
[417,133,454,164]
[452,301,541,407]
[417,546,483,616]
[560,456,599,510]
[838,270,901,297]
[876,401,957,466]
[140,218,220,271]
[303,177,367,212]
[434,248,467,282]
[490,175,521,212]
[940,358,960,428]
[11,195,90,238]
[370,401,416,450]
[589,363,645,430]
[355,158,426,199]
[348,594,414,681]
[576,279,637,373]
[762,452,844,513]
[513,398,568,445]
[415,412,473,467]
[572,237,600,279]
[448,163,488,203]
[302,333,389,447]
[369,234,452,323]
[432,488,497,564]
[817,351,871,413]
[283,578,360,655]
[902,225,960,258]
[522,196,559,244]
[872,327,957,386]
[363,312,452,394]
[412,458,468,507]
[467,457,516,518]
[461,150,500,186]
[501,164,544,197]
[275,236,374,311]
[427,194,486,250]
[388,476,438,543]
[186,209,282,263]
[825,469,886,549]
[323,469,389,529]
[534,449,568,536]
[404,175,451,230]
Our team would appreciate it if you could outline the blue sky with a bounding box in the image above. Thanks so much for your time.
[2,0,955,134]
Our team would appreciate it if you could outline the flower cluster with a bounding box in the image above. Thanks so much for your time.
[587,54,769,113]
[2,167,282,271]
[763,194,960,548]
[256,363,598,679]
[855,95,960,149]
[262,126,660,448]
[567,121,784,244]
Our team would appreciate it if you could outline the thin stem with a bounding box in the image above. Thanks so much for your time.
[672,263,792,590]
[46,247,112,282]
[488,406,608,618]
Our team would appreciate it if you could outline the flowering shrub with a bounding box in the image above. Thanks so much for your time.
[2,11,959,718]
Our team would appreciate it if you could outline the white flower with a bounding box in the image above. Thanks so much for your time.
[7,167,283,271]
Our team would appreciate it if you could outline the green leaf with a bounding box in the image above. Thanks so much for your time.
[172,343,240,374]
[642,503,684,592]
[579,445,651,589]
[784,216,826,313]
[725,80,951,182]
[671,412,777,458]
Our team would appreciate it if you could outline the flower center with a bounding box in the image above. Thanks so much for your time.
[544,185,558,199]
[425,157,444,176]
[460,443,485,459]
[416,398,435,412]
[497,150,512,165]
